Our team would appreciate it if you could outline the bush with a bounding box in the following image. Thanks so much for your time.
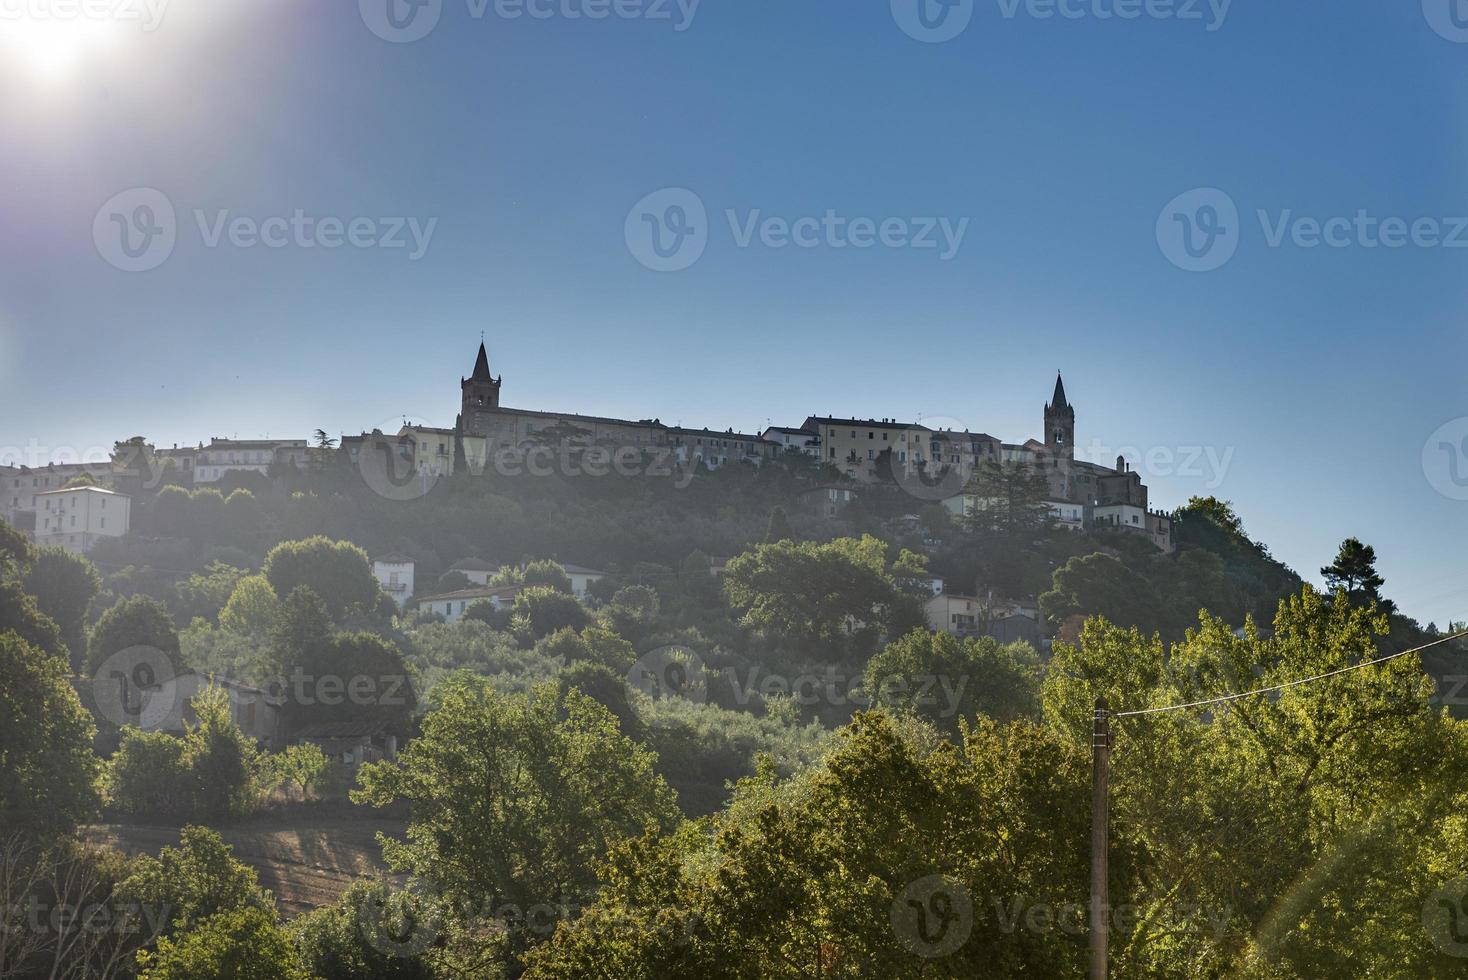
[260,744,330,800]
[511,586,589,640]
[107,687,267,824]
[293,881,436,980]
[108,728,193,822]
[137,907,310,980]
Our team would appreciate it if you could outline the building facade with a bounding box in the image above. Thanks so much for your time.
[35,486,130,554]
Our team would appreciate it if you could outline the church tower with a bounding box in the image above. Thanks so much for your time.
[460,341,502,436]
[1044,372,1075,459]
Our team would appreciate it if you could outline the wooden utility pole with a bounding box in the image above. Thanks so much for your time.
[1090,697,1110,980]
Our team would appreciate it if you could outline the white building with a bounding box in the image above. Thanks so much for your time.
[194,438,308,484]
[418,585,523,623]
[372,555,416,608]
[1046,500,1085,530]
[760,426,821,456]
[560,564,605,598]
[2,462,115,525]
[35,486,130,554]
[449,557,498,586]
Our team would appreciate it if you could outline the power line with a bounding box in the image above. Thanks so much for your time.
[1114,628,1468,718]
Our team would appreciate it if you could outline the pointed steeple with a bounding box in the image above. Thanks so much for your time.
[1050,372,1068,410]
[471,342,492,382]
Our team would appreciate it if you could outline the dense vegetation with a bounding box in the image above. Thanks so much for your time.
[1,454,1465,977]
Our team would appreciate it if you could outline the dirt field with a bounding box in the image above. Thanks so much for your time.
[83,802,410,918]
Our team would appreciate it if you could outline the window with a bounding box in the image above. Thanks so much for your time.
[100,518,106,529]
[867,449,875,460]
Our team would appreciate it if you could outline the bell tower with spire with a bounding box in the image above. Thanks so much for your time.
[460,341,502,436]
[1044,372,1075,459]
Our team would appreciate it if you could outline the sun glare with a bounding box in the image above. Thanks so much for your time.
[0,11,124,80]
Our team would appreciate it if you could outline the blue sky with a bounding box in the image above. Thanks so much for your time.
[1,0,1466,626]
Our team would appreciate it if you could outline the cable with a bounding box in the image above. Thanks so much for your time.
[1115,628,1468,718]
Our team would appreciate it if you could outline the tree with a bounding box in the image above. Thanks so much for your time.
[22,547,101,669]
[280,631,417,730]
[722,536,908,658]
[107,728,192,822]
[597,585,659,647]
[293,881,435,980]
[1039,588,1468,976]
[175,562,249,626]
[184,686,266,822]
[434,570,473,594]
[524,711,1092,979]
[115,826,273,936]
[0,575,66,661]
[259,743,330,800]
[460,597,509,630]
[108,687,267,822]
[150,485,191,535]
[865,629,1041,733]
[268,586,333,679]
[1038,552,1162,631]
[961,458,1054,538]
[86,595,181,678]
[556,660,643,738]
[262,537,381,622]
[136,907,311,980]
[490,560,573,594]
[0,632,101,838]
[219,574,284,636]
[353,681,679,966]
[313,429,338,450]
[1322,537,1394,613]
[512,586,590,640]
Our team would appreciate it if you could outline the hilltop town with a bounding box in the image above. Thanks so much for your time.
[2,342,1173,559]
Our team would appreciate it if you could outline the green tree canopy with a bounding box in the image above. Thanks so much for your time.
[262,536,381,622]
[0,631,100,838]
[353,680,679,966]
[86,594,181,678]
[1322,536,1394,614]
[22,546,101,668]
[865,629,1041,733]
